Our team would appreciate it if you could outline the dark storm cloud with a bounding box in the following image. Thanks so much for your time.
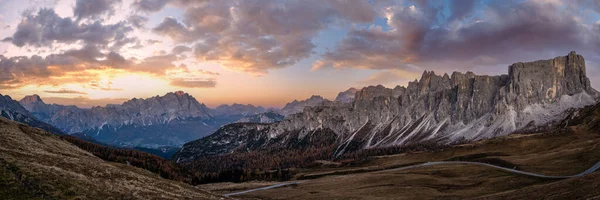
[446,0,477,21]
[74,0,121,19]
[315,0,600,72]
[9,8,134,50]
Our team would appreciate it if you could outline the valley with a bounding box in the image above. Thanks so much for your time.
[200,103,600,199]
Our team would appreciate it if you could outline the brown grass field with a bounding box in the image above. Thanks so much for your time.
[201,113,600,199]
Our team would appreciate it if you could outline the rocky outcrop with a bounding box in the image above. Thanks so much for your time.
[19,94,82,122]
[212,103,268,117]
[174,52,600,161]
[280,95,330,116]
[236,111,284,123]
[335,88,359,103]
[0,93,63,134]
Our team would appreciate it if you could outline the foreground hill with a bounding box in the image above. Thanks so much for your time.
[0,117,223,199]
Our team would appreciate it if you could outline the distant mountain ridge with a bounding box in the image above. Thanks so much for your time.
[280,95,330,116]
[335,88,359,103]
[212,103,268,117]
[236,111,285,123]
[16,91,295,148]
[173,52,600,162]
[19,94,81,121]
[0,93,63,134]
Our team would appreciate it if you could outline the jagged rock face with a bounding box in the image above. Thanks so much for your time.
[1,94,34,119]
[19,94,81,121]
[17,91,221,147]
[280,95,330,116]
[0,93,63,134]
[236,111,284,123]
[174,52,600,161]
[212,103,267,117]
[47,91,213,133]
[335,88,359,103]
[17,91,288,148]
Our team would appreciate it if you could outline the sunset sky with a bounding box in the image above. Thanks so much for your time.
[1,0,600,108]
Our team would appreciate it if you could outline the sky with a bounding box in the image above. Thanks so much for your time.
[1,0,600,108]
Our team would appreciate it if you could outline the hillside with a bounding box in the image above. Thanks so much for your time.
[0,117,224,199]
[203,101,600,199]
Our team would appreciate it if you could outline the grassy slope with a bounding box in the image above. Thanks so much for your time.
[0,117,224,200]
[212,103,600,199]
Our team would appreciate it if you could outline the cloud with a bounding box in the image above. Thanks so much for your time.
[166,65,219,88]
[131,54,178,75]
[42,96,129,108]
[171,45,191,54]
[169,78,216,88]
[0,43,192,89]
[358,69,422,87]
[314,0,600,74]
[44,88,87,94]
[132,0,169,12]
[127,15,148,28]
[0,44,129,83]
[152,0,380,75]
[90,80,123,91]
[146,39,162,44]
[9,8,134,49]
[74,0,121,19]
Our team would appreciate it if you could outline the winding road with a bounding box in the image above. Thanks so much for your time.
[223,181,306,197]
[224,160,600,197]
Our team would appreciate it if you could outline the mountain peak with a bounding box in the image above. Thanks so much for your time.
[174,91,186,96]
[335,87,360,103]
[309,95,324,100]
[20,94,44,104]
[281,95,329,116]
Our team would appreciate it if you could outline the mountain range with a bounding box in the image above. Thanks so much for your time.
[4,51,599,163]
[0,94,63,134]
[12,91,332,149]
[173,51,600,162]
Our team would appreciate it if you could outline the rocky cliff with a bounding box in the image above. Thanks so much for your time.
[235,111,285,123]
[17,91,288,148]
[212,103,268,117]
[280,95,330,116]
[174,52,600,162]
[19,91,218,147]
[335,88,359,103]
[0,93,63,134]
[19,94,82,122]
